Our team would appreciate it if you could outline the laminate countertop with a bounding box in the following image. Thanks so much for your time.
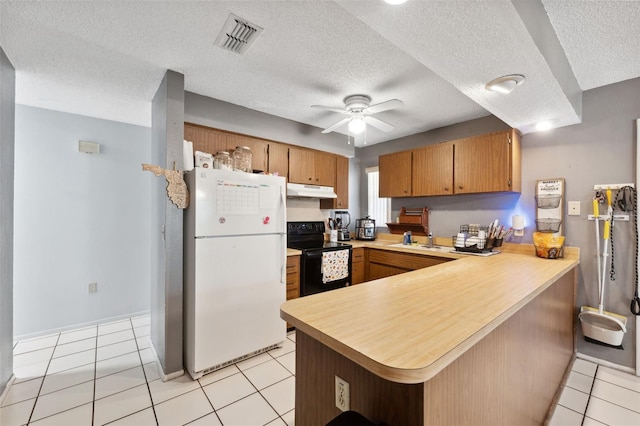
[280,244,579,384]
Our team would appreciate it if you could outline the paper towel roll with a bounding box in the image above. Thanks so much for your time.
[183,140,194,171]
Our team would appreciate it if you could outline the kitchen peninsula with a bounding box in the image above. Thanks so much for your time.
[280,244,579,425]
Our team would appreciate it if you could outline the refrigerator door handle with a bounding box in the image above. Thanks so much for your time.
[281,234,286,284]
[279,185,286,232]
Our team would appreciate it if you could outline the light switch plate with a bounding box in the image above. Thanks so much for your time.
[568,201,580,216]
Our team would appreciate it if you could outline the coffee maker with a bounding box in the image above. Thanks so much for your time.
[355,216,376,240]
[334,210,351,241]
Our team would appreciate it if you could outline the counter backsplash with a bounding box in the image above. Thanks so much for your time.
[286,198,332,223]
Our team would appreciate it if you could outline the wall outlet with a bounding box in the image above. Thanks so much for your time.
[568,201,580,216]
[88,282,98,293]
[335,375,350,412]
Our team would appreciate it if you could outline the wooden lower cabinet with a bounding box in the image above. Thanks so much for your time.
[286,256,300,329]
[366,249,450,281]
[351,248,365,285]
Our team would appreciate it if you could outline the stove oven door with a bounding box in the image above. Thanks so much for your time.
[300,247,352,296]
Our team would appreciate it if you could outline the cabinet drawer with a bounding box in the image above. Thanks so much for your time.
[368,249,447,271]
[287,256,300,272]
[286,256,300,301]
[352,247,364,262]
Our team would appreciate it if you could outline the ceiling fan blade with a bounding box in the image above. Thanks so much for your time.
[364,99,404,114]
[364,116,394,132]
[311,105,350,114]
[321,117,351,134]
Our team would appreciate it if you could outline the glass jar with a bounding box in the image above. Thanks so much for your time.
[213,151,232,170]
[232,146,252,173]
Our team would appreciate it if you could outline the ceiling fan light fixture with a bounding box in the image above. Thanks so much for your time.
[348,117,366,134]
[485,74,525,94]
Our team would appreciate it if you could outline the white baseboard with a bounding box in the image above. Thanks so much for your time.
[149,341,184,382]
[575,352,636,375]
[14,310,151,341]
[0,375,16,406]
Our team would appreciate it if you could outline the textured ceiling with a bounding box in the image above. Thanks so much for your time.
[1,1,639,147]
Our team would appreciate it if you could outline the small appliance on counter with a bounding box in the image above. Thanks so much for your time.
[355,216,376,240]
[334,210,351,241]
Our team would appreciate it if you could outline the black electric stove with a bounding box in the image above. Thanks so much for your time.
[287,221,352,296]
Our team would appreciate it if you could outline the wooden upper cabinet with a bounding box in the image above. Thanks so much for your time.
[288,147,315,184]
[184,123,268,172]
[184,123,229,155]
[289,147,336,187]
[379,129,521,198]
[314,151,336,187]
[184,123,350,196]
[453,130,520,194]
[268,143,289,179]
[321,155,349,209]
[226,134,268,173]
[379,151,412,197]
[412,142,454,196]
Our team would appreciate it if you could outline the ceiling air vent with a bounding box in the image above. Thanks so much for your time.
[214,14,263,55]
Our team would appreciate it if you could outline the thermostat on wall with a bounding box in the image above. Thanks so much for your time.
[79,140,100,154]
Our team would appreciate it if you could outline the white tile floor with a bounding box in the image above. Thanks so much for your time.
[3,315,640,426]
[1,315,296,426]
[549,358,640,426]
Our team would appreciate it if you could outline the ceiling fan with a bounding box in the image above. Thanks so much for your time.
[312,95,404,135]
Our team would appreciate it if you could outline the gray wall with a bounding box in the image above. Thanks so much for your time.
[357,77,640,370]
[150,70,185,377]
[0,45,15,397]
[13,106,151,337]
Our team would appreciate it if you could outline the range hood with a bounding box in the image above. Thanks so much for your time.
[286,182,337,199]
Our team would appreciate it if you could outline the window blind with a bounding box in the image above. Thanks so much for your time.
[366,166,390,226]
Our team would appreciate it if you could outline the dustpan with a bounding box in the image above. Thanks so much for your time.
[580,189,627,346]
[579,306,627,346]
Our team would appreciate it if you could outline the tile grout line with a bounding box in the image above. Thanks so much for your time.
[580,364,599,426]
[238,360,287,424]
[197,375,224,425]
[24,332,61,425]
[130,317,159,426]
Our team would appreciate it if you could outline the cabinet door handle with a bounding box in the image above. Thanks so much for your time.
[308,177,312,181]
[458,186,464,190]
[444,187,449,191]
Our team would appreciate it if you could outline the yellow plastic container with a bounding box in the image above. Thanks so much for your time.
[532,232,565,259]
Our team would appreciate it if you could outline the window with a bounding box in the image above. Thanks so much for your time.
[366,166,391,226]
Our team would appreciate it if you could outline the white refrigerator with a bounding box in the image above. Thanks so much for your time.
[184,168,287,379]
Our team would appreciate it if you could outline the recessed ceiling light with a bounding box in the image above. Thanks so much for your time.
[384,0,408,5]
[535,120,555,131]
[485,74,525,94]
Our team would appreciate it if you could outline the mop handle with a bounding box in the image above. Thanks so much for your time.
[593,199,599,218]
